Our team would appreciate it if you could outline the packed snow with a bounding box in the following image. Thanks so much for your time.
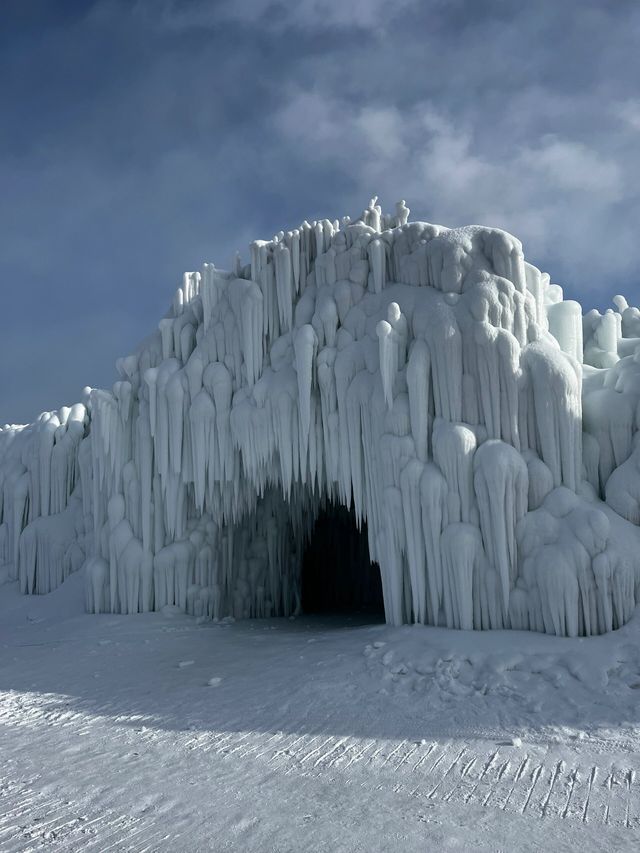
[2,199,640,638]
[1,572,640,851]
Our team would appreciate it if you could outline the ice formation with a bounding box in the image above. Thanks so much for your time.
[2,197,640,636]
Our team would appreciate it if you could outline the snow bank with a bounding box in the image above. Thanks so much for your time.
[2,199,640,636]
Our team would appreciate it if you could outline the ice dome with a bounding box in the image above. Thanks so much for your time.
[2,197,640,637]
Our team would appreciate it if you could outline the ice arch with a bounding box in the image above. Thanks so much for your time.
[1,197,640,636]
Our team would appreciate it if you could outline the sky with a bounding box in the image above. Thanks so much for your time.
[2,0,640,425]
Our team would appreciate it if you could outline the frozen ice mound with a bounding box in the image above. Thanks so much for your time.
[2,197,640,636]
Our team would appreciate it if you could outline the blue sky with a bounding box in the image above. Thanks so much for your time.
[2,0,640,424]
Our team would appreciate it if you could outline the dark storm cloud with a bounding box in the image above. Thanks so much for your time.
[1,0,639,423]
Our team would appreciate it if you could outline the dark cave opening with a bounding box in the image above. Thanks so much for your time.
[301,503,384,618]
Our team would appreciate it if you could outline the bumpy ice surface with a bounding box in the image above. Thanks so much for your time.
[2,198,640,637]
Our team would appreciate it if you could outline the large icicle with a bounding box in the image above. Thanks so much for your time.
[473,440,528,614]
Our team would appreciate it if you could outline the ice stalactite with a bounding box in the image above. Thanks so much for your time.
[406,340,431,463]
[420,463,448,626]
[441,523,485,631]
[548,300,583,364]
[433,421,477,525]
[377,301,407,411]
[2,201,640,637]
[473,440,528,615]
[521,341,582,492]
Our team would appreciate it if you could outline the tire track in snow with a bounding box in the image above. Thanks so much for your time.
[561,767,579,819]
[442,752,478,805]
[625,769,638,828]
[343,737,378,768]
[582,765,598,823]
[426,746,467,801]
[0,788,158,853]
[411,741,437,772]
[539,759,565,817]
[3,688,640,850]
[464,748,500,804]
[521,763,545,814]
[481,757,511,808]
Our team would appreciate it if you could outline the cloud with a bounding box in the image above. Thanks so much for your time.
[132,0,419,33]
[614,99,640,132]
[518,138,622,196]
[2,0,640,421]
[272,86,640,297]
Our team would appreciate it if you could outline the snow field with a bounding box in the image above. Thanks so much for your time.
[1,574,640,850]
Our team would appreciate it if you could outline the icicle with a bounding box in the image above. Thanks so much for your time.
[441,523,484,630]
[166,371,186,476]
[377,320,396,410]
[473,440,528,614]
[293,324,317,475]
[242,282,264,385]
[548,300,583,364]
[274,242,294,331]
[189,389,215,511]
[432,420,477,524]
[406,339,431,462]
[420,463,448,626]
[522,341,582,491]
[400,458,427,623]
[368,239,386,293]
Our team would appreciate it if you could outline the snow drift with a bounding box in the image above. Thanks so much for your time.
[2,198,640,636]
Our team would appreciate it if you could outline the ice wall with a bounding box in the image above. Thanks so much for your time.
[2,197,640,636]
[0,402,92,594]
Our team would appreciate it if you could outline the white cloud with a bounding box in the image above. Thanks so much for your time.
[614,99,640,131]
[135,0,419,33]
[354,108,408,160]
[277,0,419,31]
[518,137,622,196]
[273,89,640,295]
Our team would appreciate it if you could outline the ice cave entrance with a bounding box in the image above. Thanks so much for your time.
[301,504,384,620]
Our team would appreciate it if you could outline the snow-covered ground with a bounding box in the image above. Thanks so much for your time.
[2,572,640,851]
